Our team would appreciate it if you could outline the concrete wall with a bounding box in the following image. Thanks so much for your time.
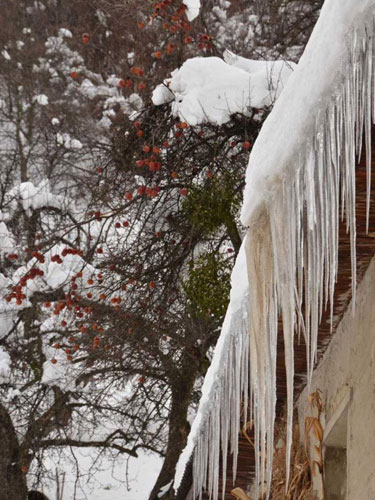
[297,255,375,499]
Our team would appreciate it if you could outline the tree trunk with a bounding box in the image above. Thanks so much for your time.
[0,403,28,500]
[148,370,196,500]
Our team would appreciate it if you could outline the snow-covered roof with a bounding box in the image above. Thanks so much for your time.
[241,0,375,226]
[174,1,375,498]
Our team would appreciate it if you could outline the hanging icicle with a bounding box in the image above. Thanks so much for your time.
[174,3,375,500]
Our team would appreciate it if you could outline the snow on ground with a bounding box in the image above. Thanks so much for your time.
[152,55,294,125]
[40,448,163,500]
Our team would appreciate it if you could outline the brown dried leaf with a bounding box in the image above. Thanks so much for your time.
[312,419,323,443]
[313,445,322,460]
[313,460,323,474]
[230,487,253,500]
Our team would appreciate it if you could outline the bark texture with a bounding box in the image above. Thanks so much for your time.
[0,403,28,500]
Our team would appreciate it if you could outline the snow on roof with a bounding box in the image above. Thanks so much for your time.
[152,55,294,125]
[241,0,375,226]
[174,1,375,498]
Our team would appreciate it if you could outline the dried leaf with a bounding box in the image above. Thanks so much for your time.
[231,487,253,500]
[313,445,322,460]
[312,419,323,443]
[313,460,323,474]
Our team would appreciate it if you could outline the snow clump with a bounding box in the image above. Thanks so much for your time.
[152,53,294,125]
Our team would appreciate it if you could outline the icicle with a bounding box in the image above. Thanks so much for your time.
[365,29,373,232]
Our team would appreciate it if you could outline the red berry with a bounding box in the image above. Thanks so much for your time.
[131,67,144,76]
[166,43,175,54]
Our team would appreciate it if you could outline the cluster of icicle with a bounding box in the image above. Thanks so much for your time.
[177,19,375,500]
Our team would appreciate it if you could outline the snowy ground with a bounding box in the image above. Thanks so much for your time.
[39,449,163,500]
